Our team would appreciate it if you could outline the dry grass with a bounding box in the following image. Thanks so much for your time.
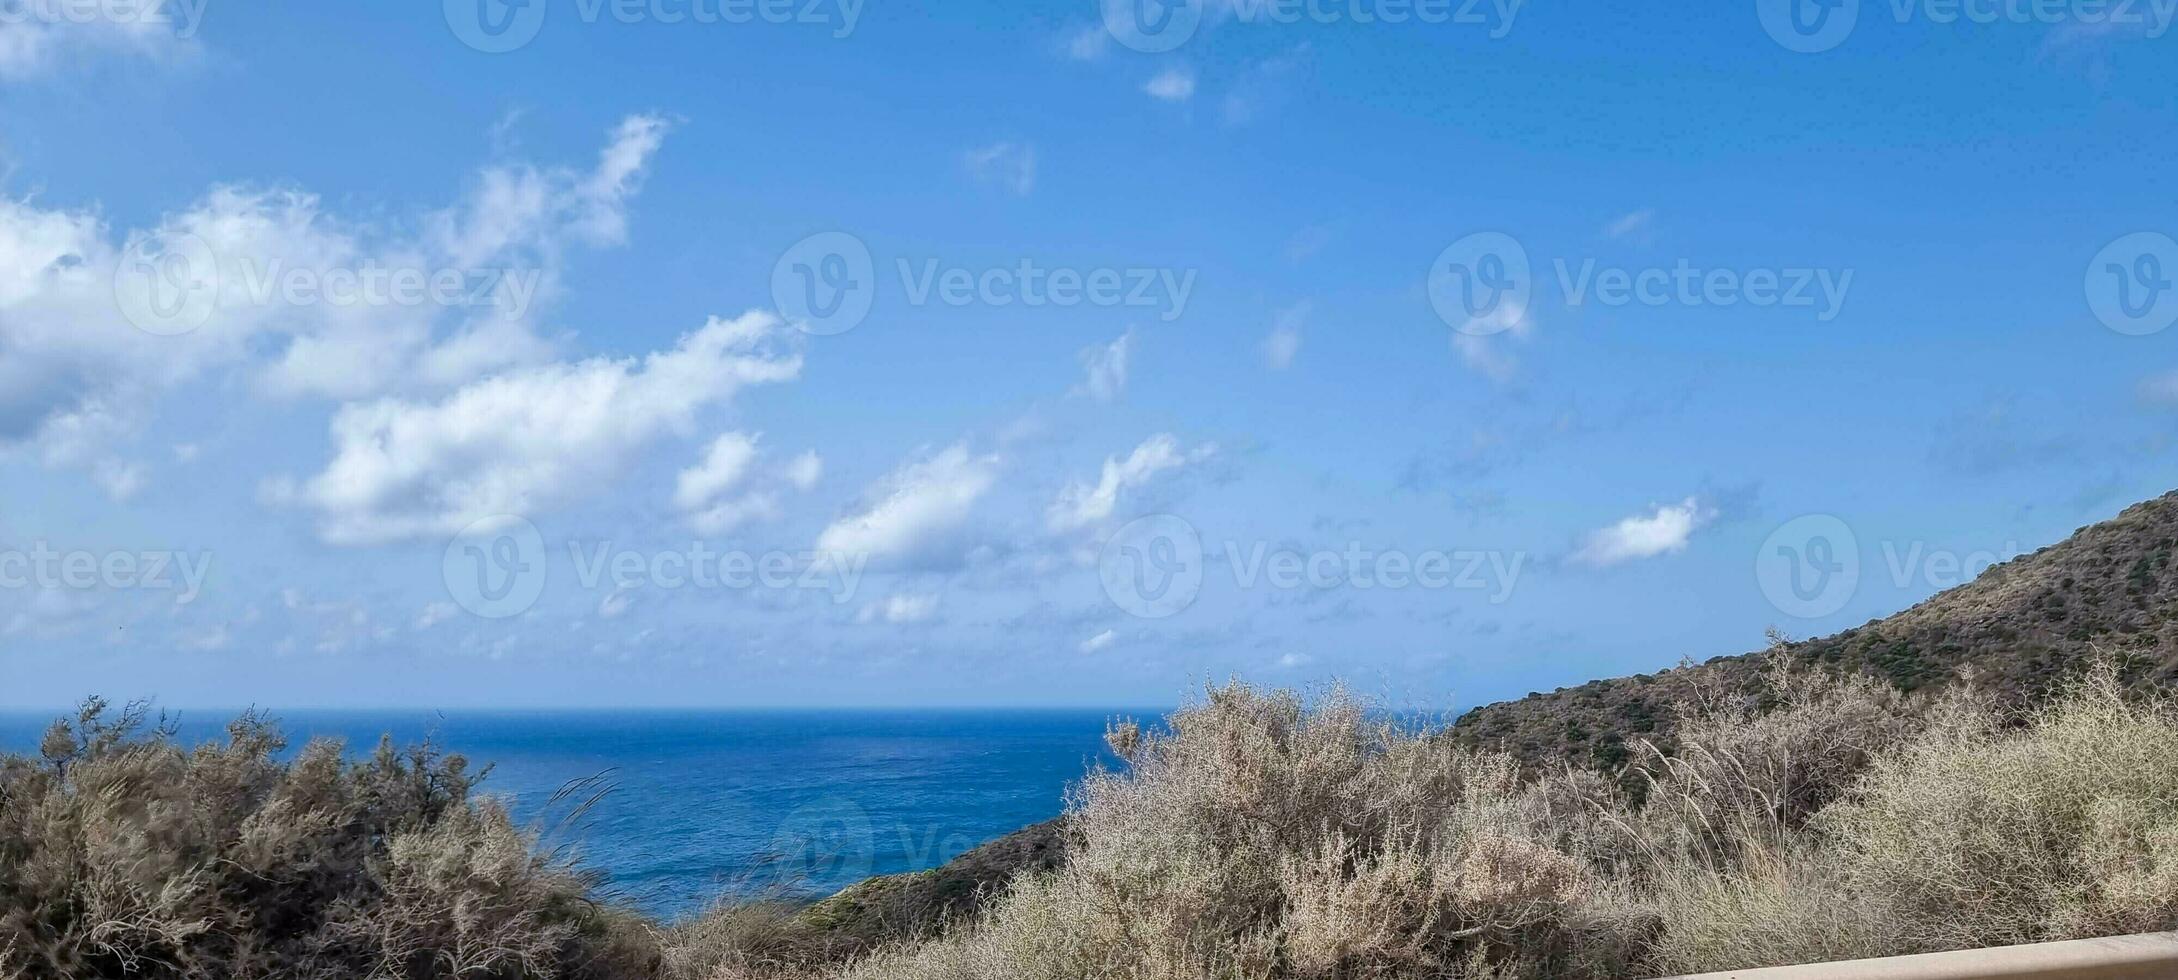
[13,659,2178,980]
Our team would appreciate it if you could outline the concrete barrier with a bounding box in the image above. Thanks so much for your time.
[1653,932,2178,980]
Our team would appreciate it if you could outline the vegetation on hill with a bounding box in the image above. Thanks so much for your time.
[12,661,2178,979]
[1454,492,2178,769]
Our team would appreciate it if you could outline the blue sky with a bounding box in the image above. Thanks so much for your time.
[1,0,2176,709]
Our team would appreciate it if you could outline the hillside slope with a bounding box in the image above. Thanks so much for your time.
[1454,492,2178,766]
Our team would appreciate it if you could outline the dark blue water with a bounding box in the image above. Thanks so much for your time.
[0,708,1133,920]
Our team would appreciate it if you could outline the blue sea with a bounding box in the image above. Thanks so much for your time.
[0,708,1135,921]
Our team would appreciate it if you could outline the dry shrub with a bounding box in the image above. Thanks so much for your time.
[0,699,650,980]
[1622,657,1921,868]
[1647,661,2178,974]
[835,684,1643,980]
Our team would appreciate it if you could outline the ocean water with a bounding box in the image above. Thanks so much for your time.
[0,707,1134,920]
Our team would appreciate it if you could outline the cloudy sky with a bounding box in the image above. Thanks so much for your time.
[2,1,2176,708]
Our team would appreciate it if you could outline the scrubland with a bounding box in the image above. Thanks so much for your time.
[8,658,2178,979]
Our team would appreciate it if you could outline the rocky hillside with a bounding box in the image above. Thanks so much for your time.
[1454,491,2178,767]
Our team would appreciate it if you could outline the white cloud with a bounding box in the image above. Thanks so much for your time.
[1571,497,1715,568]
[0,116,670,490]
[783,450,824,490]
[1078,330,1133,402]
[674,433,823,535]
[599,588,636,619]
[91,458,145,501]
[1080,629,1117,654]
[287,310,802,544]
[816,443,1002,563]
[1603,208,1656,240]
[1452,307,1533,383]
[963,142,1037,196]
[1145,67,1196,102]
[415,602,459,630]
[676,432,762,511]
[1048,434,1216,533]
[860,593,939,624]
[1261,303,1306,370]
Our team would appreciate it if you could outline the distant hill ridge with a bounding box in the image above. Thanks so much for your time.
[1453,491,2178,766]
